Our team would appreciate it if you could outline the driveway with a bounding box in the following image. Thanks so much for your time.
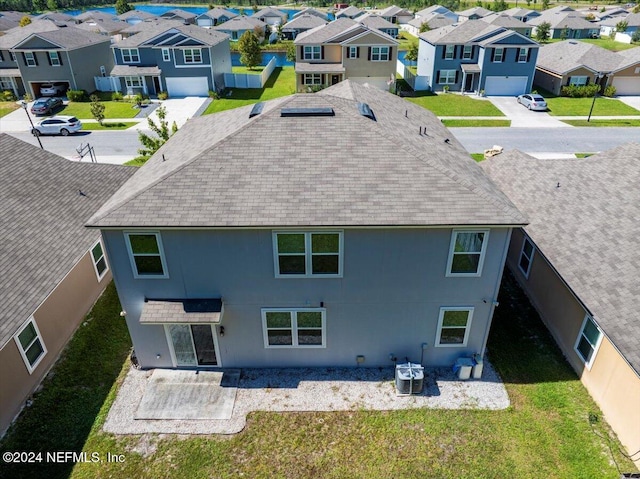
[617,96,640,111]
[132,97,211,132]
[0,102,36,133]
[487,96,571,128]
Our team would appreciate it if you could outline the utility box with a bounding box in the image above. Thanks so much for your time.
[395,362,424,395]
[472,355,484,379]
[453,357,474,380]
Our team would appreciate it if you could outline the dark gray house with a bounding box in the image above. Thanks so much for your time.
[110,21,231,97]
[87,81,525,371]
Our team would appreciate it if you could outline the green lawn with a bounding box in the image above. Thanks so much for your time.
[204,66,296,114]
[82,122,138,131]
[232,65,264,74]
[61,101,141,120]
[546,96,640,116]
[0,101,19,118]
[470,153,486,162]
[397,31,418,51]
[579,38,639,52]
[1,273,636,479]
[406,92,505,117]
[443,119,511,127]
[563,119,640,127]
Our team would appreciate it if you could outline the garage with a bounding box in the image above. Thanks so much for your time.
[484,76,528,96]
[165,77,209,97]
[611,77,640,96]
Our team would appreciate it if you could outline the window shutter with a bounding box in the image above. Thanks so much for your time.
[454,70,459,84]
[34,53,38,66]
[368,47,371,61]
[472,46,476,58]
[321,45,324,59]
[47,53,52,66]
[586,76,590,85]
[388,47,393,61]
[356,46,360,58]
[566,77,571,86]
[59,53,63,66]
[490,49,495,62]
[436,71,440,83]
[441,46,446,59]
[527,48,532,62]
[300,46,303,59]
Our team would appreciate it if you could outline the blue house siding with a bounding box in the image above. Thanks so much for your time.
[479,46,539,93]
[102,227,512,369]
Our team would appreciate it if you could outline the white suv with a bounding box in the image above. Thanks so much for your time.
[40,82,67,96]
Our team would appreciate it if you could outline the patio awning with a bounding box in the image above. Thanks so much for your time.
[110,65,162,77]
[461,63,481,73]
[140,299,224,324]
[295,62,345,74]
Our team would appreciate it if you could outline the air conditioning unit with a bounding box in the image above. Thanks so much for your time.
[395,362,424,395]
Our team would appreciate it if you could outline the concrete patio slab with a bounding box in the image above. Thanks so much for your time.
[103,362,509,435]
[135,369,239,420]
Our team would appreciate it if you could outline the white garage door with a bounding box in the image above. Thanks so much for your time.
[165,77,209,97]
[611,77,640,96]
[484,76,528,96]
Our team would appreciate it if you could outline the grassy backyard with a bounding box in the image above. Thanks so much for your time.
[0,272,636,479]
[406,92,505,117]
[0,101,20,118]
[60,101,141,120]
[204,66,296,114]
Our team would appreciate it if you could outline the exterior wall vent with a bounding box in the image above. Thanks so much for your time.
[357,102,376,121]
[280,107,335,117]
[249,102,264,118]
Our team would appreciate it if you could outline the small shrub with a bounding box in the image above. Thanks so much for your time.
[1,90,16,101]
[560,84,599,98]
[632,30,640,43]
[443,85,450,93]
[111,91,124,101]
[208,90,219,99]
[67,89,87,102]
[23,92,33,103]
[158,91,168,100]
[602,85,616,97]
[131,94,143,106]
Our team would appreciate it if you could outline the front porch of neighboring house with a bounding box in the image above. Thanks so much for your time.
[0,70,24,98]
[108,65,163,96]
[295,62,346,92]
[461,63,481,94]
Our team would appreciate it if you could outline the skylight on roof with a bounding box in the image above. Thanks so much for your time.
[280,107,335,117]
[357,102,376,121]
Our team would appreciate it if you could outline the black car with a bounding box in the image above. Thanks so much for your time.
[30,97,63,116]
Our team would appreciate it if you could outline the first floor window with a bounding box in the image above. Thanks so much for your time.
[439,69,456,84]
[162,48,171,62]
[518,236,534,278]
[15,318,47,373]
[24,51,36,67]
[232,31,238,40]
[518,48,528,63]
[462,45,473,60]
[91,239,108,280]
[569,76,588,86]
[436,307,473,347]
[0,77,14,90]
[303,73,323,85]
[121,48,140,63]
[446,229,489,276]
[304,45,321,60]
[371,46,390,61]
[274,231,342,277]
[125,232,168,278]
[184,48,202,64]
[124,76,143,88]
[575,316,602,368]
[493,47,504,62]
[48,51,61,66]
[262,309,326,348]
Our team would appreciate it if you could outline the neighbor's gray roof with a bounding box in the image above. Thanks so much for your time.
[160,8,197,20]
[358,13,397,30]
[415,5,455,18]
[528,10,596,29]
[420,20,503,44]
[114,21,229,48]
[293,8,329,21]
[36,11,76,22]
[252,7,287,20]
[212,15,265,32]
[615,45,640,69]
[500,7,539,18]
[379,5,412,17]
[76,10,117,22]
[197,8,238,20]
[87,80,525,230]
[283,14,326,31]
[118,10,157,21]
[481,145,640,376]
[336,6,363,18]
[294,17,360,44]
[482,13,530,29]
[0,134,135,350]
[9,23,110,50]
[536,40,623,75]
[76,18,129,35]
[0,19,60,48]
[456,7,492,18]
[409,14,456,30]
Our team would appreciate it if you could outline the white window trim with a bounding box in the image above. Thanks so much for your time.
[348,46,357,59]
[303,45,321,60]
[303,73,322,85]
[435,307,474,348]
[272,230,343,278]
[14,317,47,374]
[121,48,140,64]
[462,45,472,60]
[164,324,222,368]
[570,76,588,86]
[48,51,61,66]
[90,239,109,281]
[25,51,36,67]
[371,46,390,61]
[518,236,535,279]
[162,47,171,62]
[445,44,455,60]
[493,47,504,62]
[446,229,490,277]
[261,308,327,349]
[183,48,202,64]
[518,47,528,63]
[439,69,456,84]
[574,315,603,370]
[124,76,143,88]
[124,231,169,279]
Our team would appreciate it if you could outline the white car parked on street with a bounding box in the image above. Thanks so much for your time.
[32,116,82,136]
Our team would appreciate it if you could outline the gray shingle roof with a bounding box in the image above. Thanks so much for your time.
[481,13,529,29]
[76,18,128,35]
[76,10,117,22]
[114,21,229,48]
[197,8,238,21]
[252,7,287,20]
[481,145,640,375]
[416,5,455,18]
[118,10,157,21]
[87,80,525,230]
[160,9,197,20]
[293,8,329,21]
[283,13,326,32]
[457,7,492,18]
[528,10,595,29]
[336,6,363,18]
[294,17,359,44]
[536,40,623,75]
[211,15,265,32]
[0,19,59,48]
[379,5,412,17]
[358,13,397,30]
[420,19,503,44]
[409,14,456,30]
[0,134,135,350]
[11,24,110,50]
[615,45,640,69]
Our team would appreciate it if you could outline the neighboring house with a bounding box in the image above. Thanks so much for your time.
[406,14,456,36]
[481,144,640,471]
[35,12,78,24]
[159,9,197,25]
[76,17,129,42]
[597,7,630,22]
[0,19,114,98]
[212,15,266,41]
[600,13,640,43]
[118,10,157,25]
[533,40,624,95]
[293,18,398,91]
[110,21,231,97]
[379,5,414,24]
[611,46,640,94]
[293,7,330,22]
[528,9,600,39]
[335,6,364,20]
[252,7,288,26]
[415,5,458,23]
[196,8,237,28]
[282,14,327,41]
[0,11,28,32]
[358,13,399,38]
[86,80,526,373]
[482,13,532,37]
[0,133,134,438]
[456,7,492,22]
[417,20,539,95]
[76,10,117,23]
[500,7,541,23]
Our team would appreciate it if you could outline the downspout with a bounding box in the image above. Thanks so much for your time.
[65,50,78,90]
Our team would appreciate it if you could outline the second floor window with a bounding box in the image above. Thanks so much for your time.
[48,51,61,66]
[446,229,489,276]
[371,46,390,61]
[347,46,358,59]
[493,47,504,62]
[462,45,472,60]
[518,237,534,278]
[162,48,170,62]
[125,232,168,278]
[273,231,342,277]
[121,48,140,63]
[518,48,528,62]
[303,46,321,60]
[444,44,455,60]
[184,48,202,63]
[24,52,37,67]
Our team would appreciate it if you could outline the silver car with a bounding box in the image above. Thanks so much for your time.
[516,94,548,111]
[32,116,82,136]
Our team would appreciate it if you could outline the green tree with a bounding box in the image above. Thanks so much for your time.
[238,30,262,70]
[634,4,640,13]
[137,106,178,161]
[90,94,105,125]
[46,0,57,10]
[419,21,430,33]
[32,0,46,11]
[541,0,550,9]
[535,21,551,43]
[404,40,419,63]
[616,20,629,33]
[19,15,31,26]
[115,0,132,15]
[286,41,297,62]
[252,3,259,12]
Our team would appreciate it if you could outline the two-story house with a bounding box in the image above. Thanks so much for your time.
[110,21,231,97]
[379,5,414,25]
[358,13,399,38]
[294,18,398,91]
[86,80,526,371]
[417,20,539,95]
[0,19,114,98]
[528,7,600,39]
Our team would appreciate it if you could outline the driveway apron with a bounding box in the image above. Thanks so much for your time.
[487,96,571,128]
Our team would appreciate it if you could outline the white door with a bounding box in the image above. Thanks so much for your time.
[611,77,640,96]
[165,77,209,97]
[484,76,528,96]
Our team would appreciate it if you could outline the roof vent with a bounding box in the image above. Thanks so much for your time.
[280,107,335,117]
[357,102,376,121]
[249,102,264,118]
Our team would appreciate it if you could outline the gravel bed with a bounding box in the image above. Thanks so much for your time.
[104,360,509,436]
